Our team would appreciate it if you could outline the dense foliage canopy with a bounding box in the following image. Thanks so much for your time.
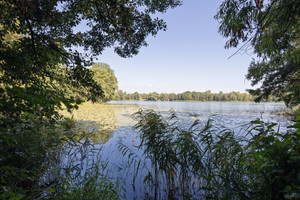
[91,63,118,102]
[0,0,182,125]
[215,0,300,107]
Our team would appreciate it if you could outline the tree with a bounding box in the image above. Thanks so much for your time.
[169,93,177,101]
[215,0,300,107]
[0,0,182,125]
[0,1,182,198]
[180,91,191,101]
[90,63,118,102]
[132,92,140,101]
[147,92,159,101]
[228,92,238,101]
[116,90,126,101]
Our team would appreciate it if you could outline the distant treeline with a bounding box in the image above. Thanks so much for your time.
[113,90,278,102]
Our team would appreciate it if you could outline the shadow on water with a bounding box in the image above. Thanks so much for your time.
[71,120,114,145]
[60,103,140,145]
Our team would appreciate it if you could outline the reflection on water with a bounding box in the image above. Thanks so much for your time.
[60,103,139,144]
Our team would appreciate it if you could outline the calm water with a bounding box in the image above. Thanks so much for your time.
[66,101,291,199]
[109,101,290,130]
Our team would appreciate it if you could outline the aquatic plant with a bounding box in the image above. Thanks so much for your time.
[119,109,300,199]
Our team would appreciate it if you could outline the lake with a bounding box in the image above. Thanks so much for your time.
[109,101,290,130]
[62,101,291,199]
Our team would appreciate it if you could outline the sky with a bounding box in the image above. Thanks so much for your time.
[95,1,256,94]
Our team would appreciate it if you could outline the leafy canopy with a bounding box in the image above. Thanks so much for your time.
[0,0,182,125]
[215,0,300,107]
[90,63,118,102]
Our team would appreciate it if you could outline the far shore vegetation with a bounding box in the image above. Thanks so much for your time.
[113,90,277,102]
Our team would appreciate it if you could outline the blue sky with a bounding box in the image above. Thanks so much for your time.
[96,1,255,94]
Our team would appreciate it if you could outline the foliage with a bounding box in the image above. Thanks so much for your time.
[114,90,258,102]
[90,63,118,102]
[53,171,121,200]
[1,1,181,198]
[215,0,300,107]
[0,116,66,199]
[120,109,300,199]
[133,109,177,199]
[0,0,182,123]
[248,118,300,199]
[0,114,123,199]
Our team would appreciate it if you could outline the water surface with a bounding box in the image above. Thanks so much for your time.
[109,101,290,130]
[64,101,291,199]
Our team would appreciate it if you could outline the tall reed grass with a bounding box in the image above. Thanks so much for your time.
[119,109,300,199]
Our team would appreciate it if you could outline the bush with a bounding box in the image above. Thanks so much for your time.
[0,114,122,200]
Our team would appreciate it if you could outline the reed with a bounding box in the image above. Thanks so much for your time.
[119,109,300,199]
